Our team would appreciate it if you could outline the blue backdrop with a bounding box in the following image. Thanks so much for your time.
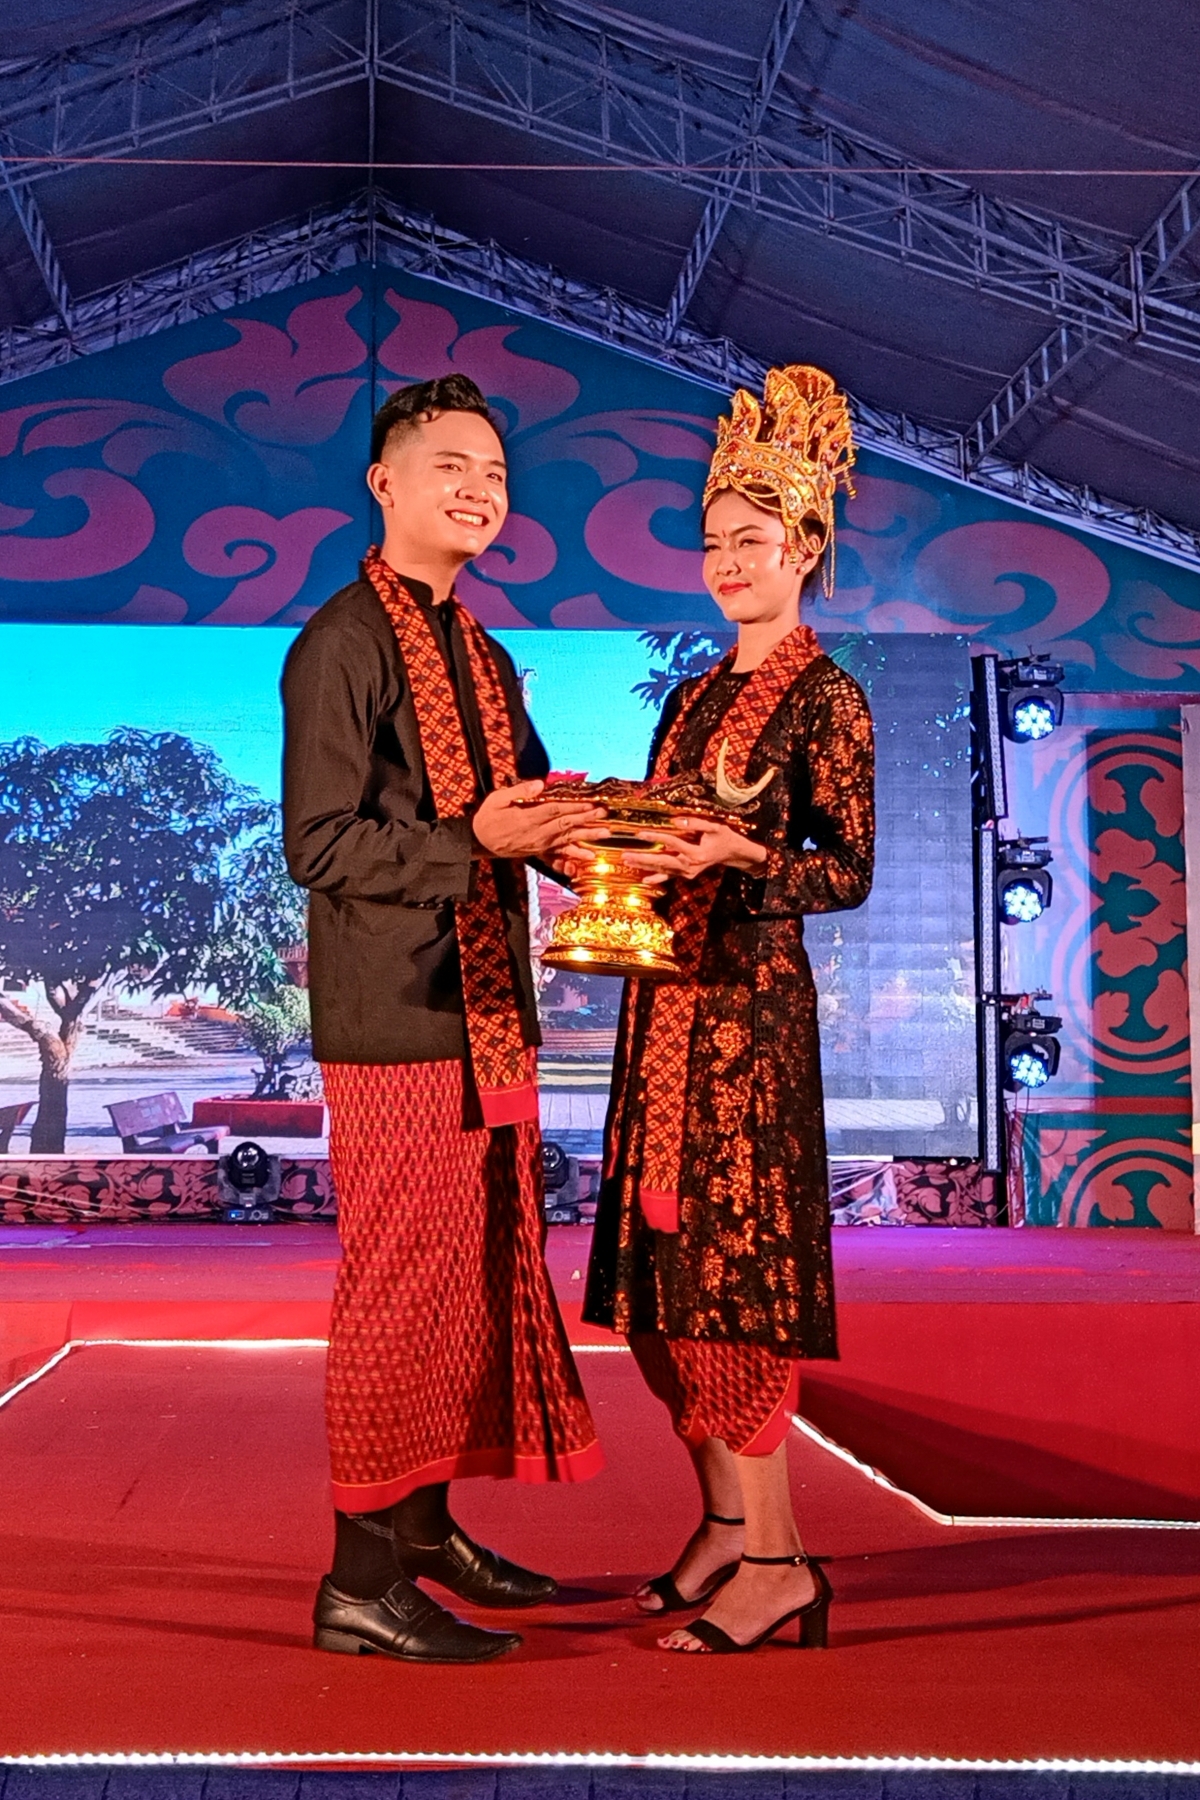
[0,265,1197,695]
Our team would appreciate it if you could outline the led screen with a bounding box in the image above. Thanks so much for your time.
[0,625,973,1160]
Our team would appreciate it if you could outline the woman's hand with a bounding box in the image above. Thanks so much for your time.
[553,840,672,887]
[620,815,769,881]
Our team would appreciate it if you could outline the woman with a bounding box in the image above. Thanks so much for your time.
[582,365,874,1655]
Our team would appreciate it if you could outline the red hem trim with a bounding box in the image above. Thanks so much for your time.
[330,1437,604,1512]
[676,1360,801,1458]
[638,1187,680,1233]
[739,1361,802,1457]
[478,1081,540,1128]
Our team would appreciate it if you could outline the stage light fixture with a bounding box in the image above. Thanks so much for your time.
[998,656,1064,743]
[217,1139,281,1223]
[542,1138,582,1224]
[1002,1002,1062,1092]
[997,838,1053,925]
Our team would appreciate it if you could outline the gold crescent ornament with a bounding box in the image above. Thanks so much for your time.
[714,740,777,808]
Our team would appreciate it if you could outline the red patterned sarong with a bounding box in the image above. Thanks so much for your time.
[630,1333,800,1457]
[324,1059,603,1510]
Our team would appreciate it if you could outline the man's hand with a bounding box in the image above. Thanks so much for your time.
[472,780,606,860]
[547,840,621,884]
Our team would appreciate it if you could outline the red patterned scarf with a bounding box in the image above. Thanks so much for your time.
[635,624,824,1231]
[364,548,537,1129]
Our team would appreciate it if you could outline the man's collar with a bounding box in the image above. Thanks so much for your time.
[403,574,438,609]
[361,557,445,610]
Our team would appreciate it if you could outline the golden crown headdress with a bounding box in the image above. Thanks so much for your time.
[703,365,856,587]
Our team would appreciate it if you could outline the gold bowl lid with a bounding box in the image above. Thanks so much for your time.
[535,751,776,829]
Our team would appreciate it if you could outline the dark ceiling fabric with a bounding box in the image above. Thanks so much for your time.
[39,102,367,296]
[779,0,1200,234]
[692,212,1051,429]
[3,0,1200,527]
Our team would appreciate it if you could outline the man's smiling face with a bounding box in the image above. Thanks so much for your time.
[371,406,509,566]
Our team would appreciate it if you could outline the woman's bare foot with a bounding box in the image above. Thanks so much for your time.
[657,1557,816,1651]
[635,1516,745,1614]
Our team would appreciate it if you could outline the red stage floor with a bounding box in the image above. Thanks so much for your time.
[4,1339,1200,1768]
[5,1222,1200,1522]
[2,1222,1200,1770]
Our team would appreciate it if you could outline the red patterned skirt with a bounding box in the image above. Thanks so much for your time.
[630,1332,800,1457]
[322,1059,603,1511]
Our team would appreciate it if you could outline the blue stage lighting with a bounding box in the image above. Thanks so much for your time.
[1002,1003,1062,1093]
[996,839,1053,926]
[998,657,1064,744]
[1009,1046,1052,1088]
[1000,879,1046,923]
[1011,696,1057,741]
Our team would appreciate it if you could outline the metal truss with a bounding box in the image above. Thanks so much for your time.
[969,171,1200,462]
[0,202,363,378]
[0,160,73,329]
[3,188,1198,578]
[0,0,370,165]
[6,0,1200,364]
[663,0,807,338]
[377,1,1200,359]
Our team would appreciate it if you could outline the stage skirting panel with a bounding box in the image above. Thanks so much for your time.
[0,1156,998,1227]
[2,1770,1199,1797]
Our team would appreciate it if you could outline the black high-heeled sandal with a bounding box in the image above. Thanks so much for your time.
[668,1552,832,1653]
[638,1511,746,1614]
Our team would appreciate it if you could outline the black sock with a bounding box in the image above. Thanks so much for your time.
[329,1508,398,1600]
[390,1481,453,1548]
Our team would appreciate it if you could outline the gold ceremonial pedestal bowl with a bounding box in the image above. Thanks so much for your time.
[537,764,770,982]
[542,819,680,980]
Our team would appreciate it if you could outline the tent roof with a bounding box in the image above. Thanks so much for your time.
[3,0,1200,555]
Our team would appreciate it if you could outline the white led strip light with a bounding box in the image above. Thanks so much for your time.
[787,1409,1200,1531]
[4,1339,1199,1536]
[4,1750,1200,1774]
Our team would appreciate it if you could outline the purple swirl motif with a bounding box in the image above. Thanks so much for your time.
[0,397,215,584]
[163,291,368,445]
[183,505,354,626]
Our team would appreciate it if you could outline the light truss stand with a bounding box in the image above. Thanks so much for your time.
[972,656,1008,1200]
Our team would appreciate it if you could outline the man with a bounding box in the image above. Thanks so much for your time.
[282,373,604,1664]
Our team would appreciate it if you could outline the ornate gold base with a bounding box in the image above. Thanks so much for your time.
[541,842,680,980]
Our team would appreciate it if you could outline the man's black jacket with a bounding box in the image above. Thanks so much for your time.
[281,573,549,1065]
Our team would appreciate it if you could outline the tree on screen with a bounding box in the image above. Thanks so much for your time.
[633,631,731,712]
[239,985,313,1099]
[0,729,304,1154]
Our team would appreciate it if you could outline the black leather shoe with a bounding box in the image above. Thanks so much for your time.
[312,1575,521,1662]
[394,1525,558,1608]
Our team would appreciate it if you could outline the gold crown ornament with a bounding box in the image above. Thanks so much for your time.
[702,364,857,592]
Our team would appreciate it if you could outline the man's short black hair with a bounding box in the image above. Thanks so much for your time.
[370,374,501,465]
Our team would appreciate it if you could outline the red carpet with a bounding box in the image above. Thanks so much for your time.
[3,1339,1200,1765]
[807,1304,1200,1521]
[5,1223,1200,1522]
